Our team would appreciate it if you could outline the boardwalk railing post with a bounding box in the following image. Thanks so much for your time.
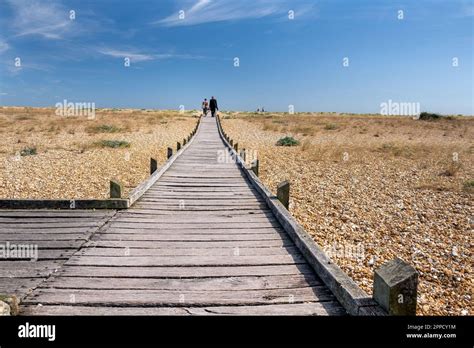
[110,180,122,198]
[277,180,290,210]
[234,143,238,152]
[230,139,234,147]
[251,159,259,176]
[177,142,181,151]
[373,258,418,315]
[183,138,187,145]
[240,149,246,162]
[150,158,158,175]
[167,147,173,159]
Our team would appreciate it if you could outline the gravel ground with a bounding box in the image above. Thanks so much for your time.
[0,107,197,199]
[221,112,473,316]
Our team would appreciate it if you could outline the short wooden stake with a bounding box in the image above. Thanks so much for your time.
[234,143,238,152]
[250,159,259,177]
[277,180,290,210]
[373,258,418,315]
[240,149,246,162]
[177,142,181,151]
[167,147,173,159]
[183,138,187,145]
[150,158,157,175]
[230,139,234,147]
[110,180,122,198]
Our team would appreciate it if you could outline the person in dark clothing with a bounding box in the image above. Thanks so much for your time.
[209,96,218,117]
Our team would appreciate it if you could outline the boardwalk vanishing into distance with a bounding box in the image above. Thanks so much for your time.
[0,117,352,315]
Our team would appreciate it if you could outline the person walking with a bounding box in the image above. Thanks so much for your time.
[202,98,209,116]
[209,96,218,117]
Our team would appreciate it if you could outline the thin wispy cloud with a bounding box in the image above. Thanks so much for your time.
[153,0,315,27]
[6,0,73,39]
[97,48,206,62]
[0,40,9,54]
[98,48,155,62]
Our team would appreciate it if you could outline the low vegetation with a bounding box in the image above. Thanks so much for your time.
[20,147,37,156]
[276,136,300,146]
[463,180,474,191]
[96,140,131,148]
[418,112,442,120]
[324,123,338,130]
[88,124,122,133]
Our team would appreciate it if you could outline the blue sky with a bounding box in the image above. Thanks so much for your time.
[0,0,472,114]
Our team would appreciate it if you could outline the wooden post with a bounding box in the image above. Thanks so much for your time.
[177,142,181,151]
[251,159,259,176]
[277,180,290,210]
[240,149,246,162]
[234,143,238,152]
[373,258,418,315]
[183,138,187,145]
[230,139,234,147]
[150,158,157,175]
[110,180,122,198]
[167,147,173,159]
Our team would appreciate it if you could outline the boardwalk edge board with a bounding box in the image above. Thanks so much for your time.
[0,117,201,210]
[0,199,129,210]
[215,115,386,316]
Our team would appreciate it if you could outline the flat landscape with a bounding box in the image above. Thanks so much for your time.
[221,112,473,316]
[0,107,472,316]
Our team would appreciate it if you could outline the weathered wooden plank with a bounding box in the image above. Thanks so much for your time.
[0,260,64,278]
[0,199,128,210]
[118,209,272,216]
[0,233,88,240]
[107,221,282,229]
[131,206,268,212]
[147,187,256,192]
[2,240,85,249]
[93,234,289,241]
[0,277,42,297]
[0,217,109,223]
[57,264,315,278]
[78,246,299,257]
[65,254,306,267]
[142,194,262,199]
[39,274,320,291]
[100,228,285,235]
[112,216,277,223]
[0,228,98,235]
[20,302,346,316]
[84,239,294,249]
[138,199,266,204]
[0,249,74,260]
[0,222,103,228]
[23,286,334,306]
[0,210,115,218]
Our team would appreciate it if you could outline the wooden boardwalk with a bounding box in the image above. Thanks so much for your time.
[2,116,346,315]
